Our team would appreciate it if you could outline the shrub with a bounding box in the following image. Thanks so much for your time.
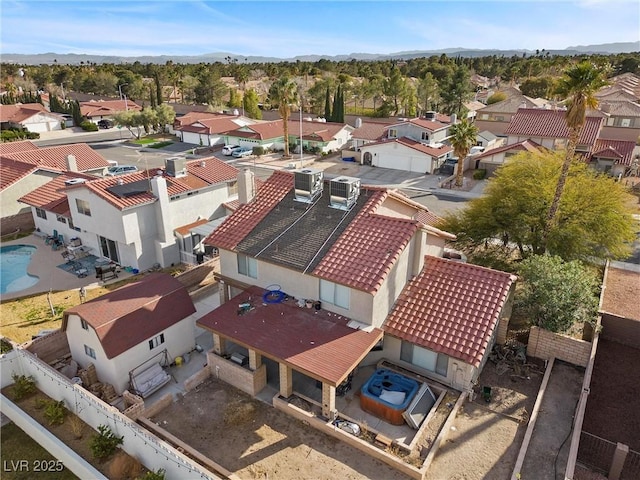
[69,415,85,439]
[90,424,124,459]
[252,145,265,156]
[12,374,36,400]
[138,469,166,480]
[80,121,98,132]
[44,400,66,425]
[109,452,143,480]
[0,338,13,354]
[473,169,487,180]
[33,397,48,410]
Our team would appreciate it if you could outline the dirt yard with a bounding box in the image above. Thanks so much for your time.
[150,356,545,480]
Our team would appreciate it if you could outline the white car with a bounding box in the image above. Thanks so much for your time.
[222,145,241,156]
[232,147,253,158]
[105,165,138,176]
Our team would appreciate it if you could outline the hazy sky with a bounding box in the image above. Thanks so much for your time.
[1,0,638,58]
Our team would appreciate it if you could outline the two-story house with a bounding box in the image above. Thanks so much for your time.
[197,169,516,418]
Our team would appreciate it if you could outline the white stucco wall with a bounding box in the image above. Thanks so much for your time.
[22,112,63,133]
[361,142,435,173]
[3,171,58,217]
[66,314,196,394]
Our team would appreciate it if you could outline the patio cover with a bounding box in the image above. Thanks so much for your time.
[196,286,384,386]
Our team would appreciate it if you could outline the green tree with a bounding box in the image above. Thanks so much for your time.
[440,65,473,118]
[417,72,439,115]
[243,88,262,119]
[113,110,144,139]
[486,91,507,105]
[153,103,176,132]
[544,62,609,242]
[438,150,636,261]
[228,87,241,108]
[382,66,406,116]
[268,76,298,157]
[515,255,599,333]
[519,76,556,98]
[449,119,478,187]
[324,86,332,121]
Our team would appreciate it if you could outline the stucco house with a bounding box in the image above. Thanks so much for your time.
[62,273,197,395]
[474,139,546,174]
[197,169,516,418]
[350,120,390,150]
[598,101,640,142]
[359,137,453,173]
[173,113,255,146]
[475,94,551,137]
[588,138,637,177]
[19,156,242,271]
[0,103,64,133]
[80,99,142,123]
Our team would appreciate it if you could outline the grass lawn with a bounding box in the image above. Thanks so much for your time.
[0,422,79,480]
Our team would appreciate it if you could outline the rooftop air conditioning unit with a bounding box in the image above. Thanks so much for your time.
[165,157,187,178]
[294,168,323,203]
[64,178,87,186]
[424,111,437,121]
[329,176,361,210]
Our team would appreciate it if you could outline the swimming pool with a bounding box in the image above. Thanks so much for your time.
[0,245,39,294]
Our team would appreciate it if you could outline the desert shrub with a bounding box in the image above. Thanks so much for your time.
[44,400,66,425]
[473,169,487,180]
[109,452,143,480]
[69,415,85,439]
[252,145,264,156]
[80,121,98,131]
[12,374,36,400]
[90,424,124,459]
[0,338,13,353]
[138,469,166,480]
[33,397,49,410]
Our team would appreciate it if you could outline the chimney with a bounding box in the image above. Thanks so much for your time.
[66,154,78,172]
[150,175,172,243]
[237,168,255,205]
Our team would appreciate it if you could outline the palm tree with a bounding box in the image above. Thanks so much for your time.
[543,62,608,240]
[269,77,298,158]
[449,118,479,187]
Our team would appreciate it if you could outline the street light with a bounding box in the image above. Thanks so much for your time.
[299,99,303,161]
[117,83,129,110]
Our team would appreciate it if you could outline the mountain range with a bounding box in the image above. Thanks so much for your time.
[3,42,638,65]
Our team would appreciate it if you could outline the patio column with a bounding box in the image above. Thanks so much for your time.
[322,383,336,419]
[219,280,230,305]
[249,350,262,370]
[212,334,227,356]
[279,363,292,398]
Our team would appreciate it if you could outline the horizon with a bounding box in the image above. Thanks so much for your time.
[1,1,639,59]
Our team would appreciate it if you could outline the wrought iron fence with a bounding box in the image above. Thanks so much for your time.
[578,431,616,474]
[622,448,640,480]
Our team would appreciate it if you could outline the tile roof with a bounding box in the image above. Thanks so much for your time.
[80,100,142,117]
[600,101,640,117]
[291,120,350,142]
[18,172,95,211]
[226,120,284,140]
[0,158,38,191]
[591,139,637,165]
[505,108,603,145]
[405,118,450,132]
[205,172,447,294]
[64,273,196,359]
[351,122,388,141]
[196,285,384,385]
[474,139,545,160]
[71,157,238,211]
[173,111,230,127]
[364,137,453,158]
[178,116,247,134]
[0,103,52,123]
[0,140,38,154]
[384,256,516,367]
[477,95,539,114]
[2,143,110,172]
[174,218,210,236]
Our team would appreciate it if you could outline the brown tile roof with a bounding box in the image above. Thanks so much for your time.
[174,218,209,236]
[0,103,51,123]
[178,116,246,134]
[225,120,284,140]
[196,285,384,385]
[477,95,539,114]
[64,273,195,359]
[505,108,603,146]
[591,139,636,165]
[80,100,142,117]
[288,120,350,141]
[600,101,640,117]
[0,140,38,154]
[405,118,449,132]
[174,111,229,127]
[18,172,94,211]
[384,256,516,367]
[600,265,640,321]
[0,158,38,191]
[474,139,545,160]
[2,143,110,172]
[352,121,389,141]
[364,137,453,158]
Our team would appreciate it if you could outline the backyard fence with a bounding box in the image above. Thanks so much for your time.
[0,348,220,480]
[578,431,640,480]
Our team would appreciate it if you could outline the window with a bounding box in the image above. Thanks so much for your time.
[35,208,47,219]
[388,128,398,138]
[621,118,631,127]
[84,345,96,359]
[401,342,448,376]
[99,235,119,263]
[237,253,257,278]
[80,319,89,330]
[56,215,67,224]
[149,334,165,350]
[76,199,91,216]
[421,132,429,141]
[480,114,489,120]
[68,217,80,232]
[319,279,350,310]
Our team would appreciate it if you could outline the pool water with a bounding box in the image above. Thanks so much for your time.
[0,245,39,294]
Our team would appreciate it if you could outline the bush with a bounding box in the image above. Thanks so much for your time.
[12,374,36,400]
[138,469,166,480]
[80,121,98,132]
[90,424,124,459]
[252,145,265,156]
[44,400,66,425]
[109,452,143,480]
[0,338,13,354]
[473,169,487,180]
[33,397,48,410]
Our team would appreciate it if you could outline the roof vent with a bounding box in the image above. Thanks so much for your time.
[329,176,360,210]
[64,178,86,186]
[293,168,324,204]
[165,157,187,178]
[116,178,124,186]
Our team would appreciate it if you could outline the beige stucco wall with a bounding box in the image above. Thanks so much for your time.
[2,171,58,217]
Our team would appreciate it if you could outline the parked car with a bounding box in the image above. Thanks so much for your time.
[105,165,138,176]
[438,157,458,176]
[97,119,114,129]
[222,145,241,156]
[232,147,253,158]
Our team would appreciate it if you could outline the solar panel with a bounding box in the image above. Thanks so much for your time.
[106,179,151,198]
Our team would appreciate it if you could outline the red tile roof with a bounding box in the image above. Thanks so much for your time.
[178,116,246,134]
[0,140,38,154]
[0,158,38,191]
[352,121,388,141]
[196,285,384,385]
[406,118,449,132]
[289,120,350,142]
[174,218,209,236]
[18,172,95,211]
[2,143,110,172]
[80,100,142,117]
[364,137,453,158]
[591,139,636,165]
[505,108,603,146]
[226,120,284,140]
[174,111,232,128]
[384,256,516,367]
[474,139,545,160]
[0,103,52,123]
[63,273,196,359]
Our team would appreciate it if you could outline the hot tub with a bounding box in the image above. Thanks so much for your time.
[359,369,419,425]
